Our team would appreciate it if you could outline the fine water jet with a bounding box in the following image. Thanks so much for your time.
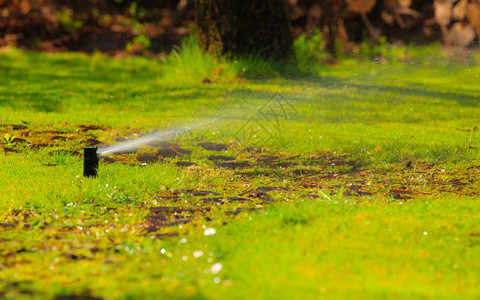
[85,123,208,177]
[85,105,279,176]
[84,146,99,177]
[96,119,216,156]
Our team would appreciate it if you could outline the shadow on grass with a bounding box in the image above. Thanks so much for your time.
[316,78,480,107]
[2,49,478,115]
[232,54,322,82]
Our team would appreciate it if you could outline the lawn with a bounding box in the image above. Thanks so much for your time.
[1,42,480,299]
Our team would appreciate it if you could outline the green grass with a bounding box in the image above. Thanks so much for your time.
[1,40,480,299]
[200,198,480,299]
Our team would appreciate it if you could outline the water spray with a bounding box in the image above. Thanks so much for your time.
[84,146,99,177]
[84,122,212,177]
[97,119,217,156]
[86,101,287,176]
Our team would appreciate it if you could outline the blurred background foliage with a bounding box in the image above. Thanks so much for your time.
[0,0,479,57]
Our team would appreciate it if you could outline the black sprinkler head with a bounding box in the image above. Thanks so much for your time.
[84,147,98,177]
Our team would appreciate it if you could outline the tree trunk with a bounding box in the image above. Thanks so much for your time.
[321,0,347,57]
[194,0,294,60]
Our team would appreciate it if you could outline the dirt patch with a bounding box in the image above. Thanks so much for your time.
[243,147,265,153]
[345,189,374,197]
[298,184,321,189]
[227,197,250,202]
[12,138,26,143]
[12,125,28,130]
[86,138,103,146]
[207,155,236,161]
[242,190,274,201]
[201,197,225,204]
[268,162,298,168]
[225,208,261,216]
[255,186,289,192]
[157,146,191,158]
[301,159,326,166]
[175,190,219,196]
[150,206,210,214]
[448,178,467,187]
[329,159,358,168]
[292,169,321,176]
[145,205,212,232]
[62,253,91,261]
[255,155,279,163]
[25,143,49,150]
[79,125,106,132]
[217,161,252,169]
[100,156,117,164]
[197,142,228,151]
[389,189,414,200]
[151,232,180,239]
[51,135,68,141]
[148,141,173,147]
[150,206,211,213]
[200,197,251,203]
[146,215,192,226]
[175,161,197,167]
[233,171,256,178]
[0,222,29,229]
[3,148,19,153]
[157,196,180,201]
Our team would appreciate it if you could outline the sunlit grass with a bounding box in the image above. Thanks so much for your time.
[197,197,480,299]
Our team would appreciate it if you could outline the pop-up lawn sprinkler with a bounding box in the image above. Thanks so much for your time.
[84,146,99,177]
